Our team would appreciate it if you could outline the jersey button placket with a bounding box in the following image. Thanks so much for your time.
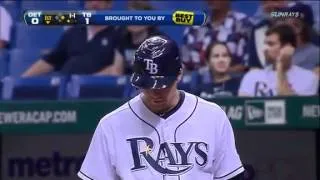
[162,122,172,142]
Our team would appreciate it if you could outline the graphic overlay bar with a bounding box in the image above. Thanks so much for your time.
[24,11,80,25]
[24,10,207,26]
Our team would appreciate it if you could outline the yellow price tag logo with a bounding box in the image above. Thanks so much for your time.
[172,11,194,25]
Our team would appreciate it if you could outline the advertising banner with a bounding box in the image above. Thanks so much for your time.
[0,97,319,134]
[1,131,316,180]
[2,134,91,180]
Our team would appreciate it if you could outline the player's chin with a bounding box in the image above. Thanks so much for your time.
[150,99,167,107]
[151,99,166,105]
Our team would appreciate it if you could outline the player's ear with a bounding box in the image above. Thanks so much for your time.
[176,69,183,82]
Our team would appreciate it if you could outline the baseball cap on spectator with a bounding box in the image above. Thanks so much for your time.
[281,2,314,26]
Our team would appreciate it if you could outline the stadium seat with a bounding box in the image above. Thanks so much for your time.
[15,23,64,49]
[2,76,66,100]
[0,49,9,79]
[178,72,198,94]
[67,75,131,100]
[9,48,43,77]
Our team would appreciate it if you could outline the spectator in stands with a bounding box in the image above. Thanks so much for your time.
[197,42,242,99]
[238,24,318,97]
[182,0,252,73]
[251,0,288,25]
[248,0,288,68]
[118,0,163,75]
[22,0,123,77]
[0,5,13,49]
[277,2,320,71]
[249,2,320,70]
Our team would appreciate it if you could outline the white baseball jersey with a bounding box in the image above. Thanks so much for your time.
[239,65,319,97]
[78,92,244,180]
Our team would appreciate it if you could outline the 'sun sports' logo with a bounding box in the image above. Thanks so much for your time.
[127,137,208,175]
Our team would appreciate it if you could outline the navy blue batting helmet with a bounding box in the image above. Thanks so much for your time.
[131,35,182,89]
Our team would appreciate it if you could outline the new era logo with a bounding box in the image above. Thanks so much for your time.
[245,100,265,125]
[246,105,264,121]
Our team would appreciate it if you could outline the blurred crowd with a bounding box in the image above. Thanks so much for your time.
[0,0,319,99]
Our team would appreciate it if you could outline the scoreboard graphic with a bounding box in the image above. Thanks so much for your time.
[24,10,207,26]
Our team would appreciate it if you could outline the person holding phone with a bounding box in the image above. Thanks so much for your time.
[238,24,318,97]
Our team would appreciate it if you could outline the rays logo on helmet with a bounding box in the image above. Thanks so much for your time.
[144,59,158,74]
[138,36,168,54]
[151,47,165,59]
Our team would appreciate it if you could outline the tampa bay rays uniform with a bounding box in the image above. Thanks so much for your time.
[78,91,244,180]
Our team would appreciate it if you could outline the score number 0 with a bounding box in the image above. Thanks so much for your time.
[31,18,39,24]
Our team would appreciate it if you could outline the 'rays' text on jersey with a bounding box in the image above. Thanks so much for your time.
[127,137,208,175]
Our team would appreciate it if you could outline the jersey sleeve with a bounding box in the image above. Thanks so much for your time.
[213,111,244,180]
[78,122,118,180]
[297,73,319,96]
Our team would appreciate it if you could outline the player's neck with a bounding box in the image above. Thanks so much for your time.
[167,90,180,112]
[143,90,180,115]
[159,90,180,115]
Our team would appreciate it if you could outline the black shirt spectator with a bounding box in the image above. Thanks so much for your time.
[198,77,242,98]
[196,42,242,99]
[43,26,119,75]
[22,0,123,77]
[118,27,163,74]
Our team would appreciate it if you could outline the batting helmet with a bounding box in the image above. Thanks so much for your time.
[131,35,182,89]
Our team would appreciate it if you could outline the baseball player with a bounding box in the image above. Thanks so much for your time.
[78,35,244,180]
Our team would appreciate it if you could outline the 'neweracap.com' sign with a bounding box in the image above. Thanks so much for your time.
[0,110,77,125]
